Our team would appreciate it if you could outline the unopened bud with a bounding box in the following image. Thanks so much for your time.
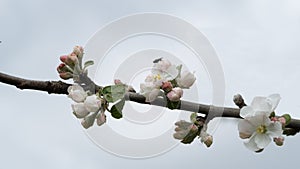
[274,137,284,146]
[167,87,183,102]
[161,81,173,92]
[278,117,286,126]
[97,113,106,126]
[59,72,73,80]
[201,135,213,148]
[114,79,123,85]
[73,45,84,57]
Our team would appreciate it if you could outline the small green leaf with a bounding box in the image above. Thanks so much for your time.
[282,114,291,125]
[190,112,198,123]
[83,60,94,69]
[269,112,275,118]
[102,85,126,103]
[110,98,125,119]
[167,100,181,110]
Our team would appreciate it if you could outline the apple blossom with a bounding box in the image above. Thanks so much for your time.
[176,70,196,89]
[67,84,87,103]
[167,87,183,102]
[240,94,281,118]
[84,95,102,112]
[161,81,173,92]
[72,103,89,118]
[238,114,283,152]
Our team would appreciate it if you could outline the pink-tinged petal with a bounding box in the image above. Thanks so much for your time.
[240,106,255,118]
[244,134,260,152]
[238,120,256,139]
[267,94,281,112]
[267,122,283,137]
[254,133,271,149]
[251,96,272,113]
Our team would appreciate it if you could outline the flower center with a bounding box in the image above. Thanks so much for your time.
[256,125,267,134]
[154,74,162,80]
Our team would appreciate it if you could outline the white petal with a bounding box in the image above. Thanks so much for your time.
[84,95,101,112]
[267,94,281,112]
[251,96,272,113]
[254,133,271,149]
[165,65,178,80]
[72,103,89,118]
[238,119,256,138]
[247,114,265,127]
[267,122,283,137]
[240,106,255,118]
[244,134,260,152]
[147,89,161,102]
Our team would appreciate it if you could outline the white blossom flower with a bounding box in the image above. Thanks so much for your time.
[176,70,196,89]
[84,95,102,112]
[152,59,179,81]
[72,103,89,118]
[140,82,161,102]
[240,94,281,118]
[167,87,183,101]
[68,84,87,103]
[238,113,283,151]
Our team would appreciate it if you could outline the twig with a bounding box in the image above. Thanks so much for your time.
[1,71,300,130]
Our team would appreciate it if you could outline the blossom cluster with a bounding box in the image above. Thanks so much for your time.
[173,113,213,147]
[238,94,289,152]
[68,84,106,129]
[140,58,196,103]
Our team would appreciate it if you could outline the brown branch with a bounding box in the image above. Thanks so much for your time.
[1,72,300,131]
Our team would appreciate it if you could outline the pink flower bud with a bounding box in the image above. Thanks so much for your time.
[60,55,68,63]
[68,53,79,63]
[59,72,73,80]
[278,117,286,126]
[273,137,284,146]
[97,113,106,126]
[114,79,123,85]
[73,45,84,56]
[167,87,183,102]
[203,135,213,147]
[161,81,173,92]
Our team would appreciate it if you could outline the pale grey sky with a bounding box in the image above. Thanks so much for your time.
[1,0,300,168]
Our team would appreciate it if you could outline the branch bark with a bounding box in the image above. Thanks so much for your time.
[1,72,300,130]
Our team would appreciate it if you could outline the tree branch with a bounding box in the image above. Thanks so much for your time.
[1,71,300,130]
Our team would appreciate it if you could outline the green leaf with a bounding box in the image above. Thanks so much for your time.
[167,100,181,110]
[269,111,275,118]
[110,98,125,119]
[282,114,291,125]
[102,84,126,103]
[83,60,94,69]
[190,112,198,123]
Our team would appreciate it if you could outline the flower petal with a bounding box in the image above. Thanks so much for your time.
[267,122,283,137]
[238,119,256,139]
[267,94,281,112]
[254,133,271,149]
[247,114,265,127]
[251,96,272,113]
[244,134,260,152]
[72,103,89,118]
[240,106,255,118]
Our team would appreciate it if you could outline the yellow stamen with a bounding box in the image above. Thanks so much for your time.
[256,125,267,134]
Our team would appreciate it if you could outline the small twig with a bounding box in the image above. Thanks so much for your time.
[1,71,300,130]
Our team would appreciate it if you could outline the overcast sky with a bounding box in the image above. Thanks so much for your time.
[1,0,300,168]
